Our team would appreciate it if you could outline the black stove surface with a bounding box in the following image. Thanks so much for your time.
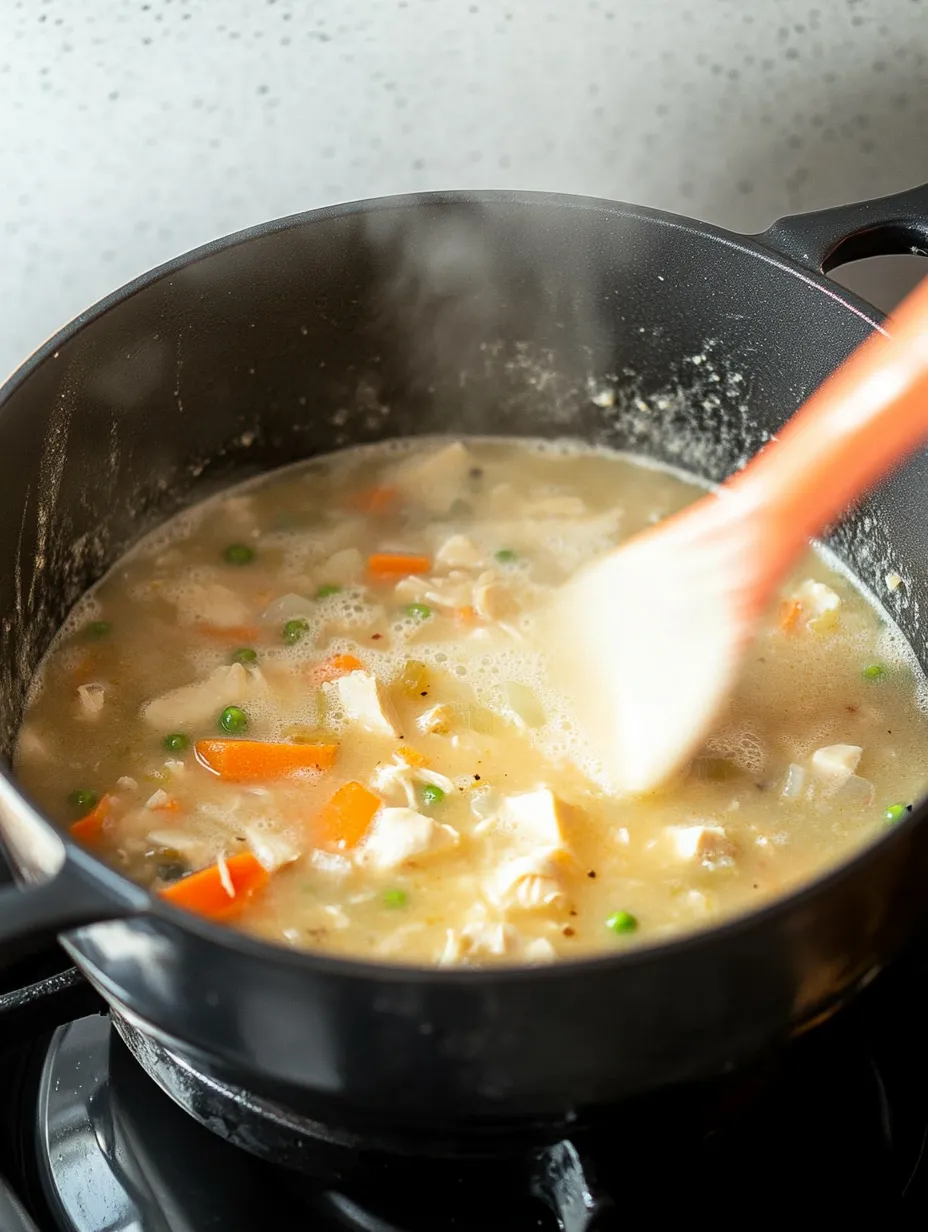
[2,942,928,1230]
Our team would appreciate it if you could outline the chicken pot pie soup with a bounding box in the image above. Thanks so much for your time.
[15,439,928,966]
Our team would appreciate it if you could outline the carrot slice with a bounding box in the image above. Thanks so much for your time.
[160,851,269,920]
[350,485,398,515]
[307,653,364,685]
[195,739,338,781]
[368,553,430,577]
[196,623,259,642]
[315,781,382,850]
[396,745,429,768]
[69,794,114,844]
[779,599,802,633]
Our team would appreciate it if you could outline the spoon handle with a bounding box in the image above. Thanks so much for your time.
[726,275,928,579]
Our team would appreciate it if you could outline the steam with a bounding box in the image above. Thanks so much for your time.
[360,196,612,436]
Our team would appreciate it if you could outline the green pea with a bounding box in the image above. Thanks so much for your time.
[494,549,518,564]
[862,663,885,681]
[68,789,98,816]
[316,584,341,599]
[383,888,409,909]
[163,732,189,753]
[282,618,309,644]
[420,784,445,808]
[885,802,911,823]
[606,910,638,935]
[230,647,258,665]
[219,705,248,734]
[223,543,255,566]
[85,620,111,640]
[405,603,432,622]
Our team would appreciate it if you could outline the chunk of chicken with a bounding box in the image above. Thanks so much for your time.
[393,442,473,513]
[810,744,863,793]
[358,807,459,871]
[485,849,570,912]
[142,663,267,730]
[173,582,253,629]
[473,571,519,622]
[315,548,363,587]
[493,788,572,851]
[666,823,737,869]
[77,683,105,718]
[243,824,302,872]
[434,534,484,570]
[330,670,400,737]
[523,936,558,963]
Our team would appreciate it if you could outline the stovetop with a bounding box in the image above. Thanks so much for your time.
[2,940,928,1231]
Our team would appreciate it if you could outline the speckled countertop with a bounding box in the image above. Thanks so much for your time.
[3,0,928,379]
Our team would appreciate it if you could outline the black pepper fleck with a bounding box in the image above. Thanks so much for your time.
[563,927,575,937]
[587,870,597,879]
[473,774,481,780]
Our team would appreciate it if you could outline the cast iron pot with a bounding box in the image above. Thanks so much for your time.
[2,184,928,1149]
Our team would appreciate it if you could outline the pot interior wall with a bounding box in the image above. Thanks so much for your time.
[0,196,924,762]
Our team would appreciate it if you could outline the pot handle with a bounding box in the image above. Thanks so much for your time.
[757,181,928,275]
[0,852,148,964]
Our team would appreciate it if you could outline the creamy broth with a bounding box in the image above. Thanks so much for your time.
[14,439,928,966]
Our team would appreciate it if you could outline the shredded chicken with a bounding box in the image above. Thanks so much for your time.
[439,920,519,964]
[485,850,570,912]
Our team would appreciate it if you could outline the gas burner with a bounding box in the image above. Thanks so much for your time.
[3,948,928,1230]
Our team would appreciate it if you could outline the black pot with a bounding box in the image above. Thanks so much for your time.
[2,185,928,1148]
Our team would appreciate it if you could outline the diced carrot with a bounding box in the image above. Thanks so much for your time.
[779,599,802,633]
[197,623,259,642]
[455,605,478,624]
[195,739,338,781]
[368,553,431,577]
[396,745,429,768]
[314,780,382,850]
[307,653,364,685]
[350,486,398,515]
[160,851,269,920]
[69,794,113,844]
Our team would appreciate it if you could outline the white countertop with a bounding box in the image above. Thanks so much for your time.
[3,0,928,380]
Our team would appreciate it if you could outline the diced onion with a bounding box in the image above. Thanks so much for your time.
[780,763,806,801]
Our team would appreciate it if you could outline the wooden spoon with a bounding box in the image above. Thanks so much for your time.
[542,275,928,795]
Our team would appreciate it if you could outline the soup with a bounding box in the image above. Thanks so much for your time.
[14,439,928,965]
